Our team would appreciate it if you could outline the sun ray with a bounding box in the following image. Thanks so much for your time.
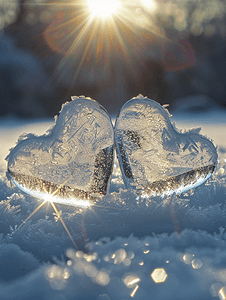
[47,3,174,89]
[117,7,189,52]
[23,0,194,87]
[51,202,79,250]
[59,16,103,81]
[53,15,95,77]
[14,172,90,249]
[43,3,148,83]
[107,17,130,59]
[75,22,104,75]
[86,205,103,222]
[16,200,47,231]
[116,9,164,41]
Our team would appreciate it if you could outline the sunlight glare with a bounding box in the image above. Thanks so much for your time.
[141,0,158,12]
[51,202,79,250]
[87,0,121,17]
[14,181,92,208]
[42,192,92,208]
[17,200,47,230]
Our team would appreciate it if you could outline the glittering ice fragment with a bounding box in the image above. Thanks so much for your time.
[115,95,218,196]
[6,96,114,205]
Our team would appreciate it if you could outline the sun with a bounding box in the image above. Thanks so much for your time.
[87,0,121,18]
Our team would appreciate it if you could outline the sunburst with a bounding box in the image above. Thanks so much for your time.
[17,200,48,231]
[20,0,195,91]
[41,0,172,86]
[50,201,79,250]
[14,175,94,250]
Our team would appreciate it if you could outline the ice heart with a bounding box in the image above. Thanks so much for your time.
[115,95,218,196]
[6,96,114,206]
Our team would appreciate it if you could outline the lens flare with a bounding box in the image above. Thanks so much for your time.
[87,0,121,17]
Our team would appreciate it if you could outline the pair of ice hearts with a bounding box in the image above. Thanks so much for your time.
[6,95,217,206]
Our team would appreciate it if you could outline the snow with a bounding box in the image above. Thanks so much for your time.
[0,108,226,299]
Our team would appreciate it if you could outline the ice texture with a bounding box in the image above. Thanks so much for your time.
[115,95,218,196]
[6,96,114,204]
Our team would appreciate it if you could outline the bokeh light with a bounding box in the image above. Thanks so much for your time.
[191,258,203,269]
[130,284,139,297]
[114,249,127,264]
[219,287,226,300]
[66,249,111,286]
[123,274,141,288]
[151,268,167,283]
[45,265,70,290]
[183,253,194,264]
[95,270,110,286]
[210,283,222,297]
[0,0,18,30]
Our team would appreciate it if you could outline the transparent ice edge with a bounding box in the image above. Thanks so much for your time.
[13,170,213,206]
[12,178,92,208]
[140,172,212,199]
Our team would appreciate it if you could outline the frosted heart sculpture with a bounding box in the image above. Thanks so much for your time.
[115,95,218,197]
[6,96,114,206]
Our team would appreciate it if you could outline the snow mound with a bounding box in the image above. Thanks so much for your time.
[1,230,226,299]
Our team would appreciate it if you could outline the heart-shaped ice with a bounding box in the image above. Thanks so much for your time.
[6,96,114,206]
[115,95,218,196]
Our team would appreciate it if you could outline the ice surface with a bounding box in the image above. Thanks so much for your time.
[115,95,218,196]
[6,96,114,204]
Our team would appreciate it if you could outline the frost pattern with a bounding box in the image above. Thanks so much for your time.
[115,95,218,195]
[6,96,114,201]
